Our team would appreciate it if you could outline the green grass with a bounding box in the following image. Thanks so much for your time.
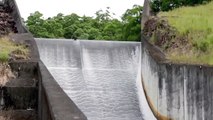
[167,50,213,65]
[0,37,29,63]
[158,1,213,65]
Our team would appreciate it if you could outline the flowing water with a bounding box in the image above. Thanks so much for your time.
[36,38,156,120]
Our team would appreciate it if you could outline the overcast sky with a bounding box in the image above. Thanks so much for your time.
[16,0,144,20]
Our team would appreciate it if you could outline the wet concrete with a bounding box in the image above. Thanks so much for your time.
[141,35,213,120]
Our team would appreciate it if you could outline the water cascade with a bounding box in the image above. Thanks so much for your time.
[36,38,156,120]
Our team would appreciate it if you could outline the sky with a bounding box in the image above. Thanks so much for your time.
[16,0,144,20]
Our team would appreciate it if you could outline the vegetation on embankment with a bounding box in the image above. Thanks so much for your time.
[144,1,213,65]
[0,36,29,63]
[0,36,29,86]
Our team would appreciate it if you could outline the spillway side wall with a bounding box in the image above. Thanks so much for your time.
[141,35,213,120]
[38,61,87,120]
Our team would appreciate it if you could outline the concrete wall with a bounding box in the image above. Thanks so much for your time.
[6,1,88,119]
[3,62,38,110]
[5,0,28,33]
[141,35,213,120]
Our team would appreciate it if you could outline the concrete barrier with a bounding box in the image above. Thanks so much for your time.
[38,61,87,120]
[141,35,213,120]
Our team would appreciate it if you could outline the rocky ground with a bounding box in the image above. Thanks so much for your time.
[0,5,18,36]
[0,110,37,120]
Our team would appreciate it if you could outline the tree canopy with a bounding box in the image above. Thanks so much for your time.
[26,5,143,41]
[151,0,211,13]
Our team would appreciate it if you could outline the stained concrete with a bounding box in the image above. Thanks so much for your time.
[141,35,213,120]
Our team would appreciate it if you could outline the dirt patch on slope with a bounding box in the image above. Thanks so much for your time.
[0,64,15,86]
[143,17,196,60]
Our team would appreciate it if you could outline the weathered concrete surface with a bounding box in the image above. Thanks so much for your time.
[4,0,28,33]
[0,32,39,109]
[2,87,38,109]
[0,110,37,120]
[141,35,213,120]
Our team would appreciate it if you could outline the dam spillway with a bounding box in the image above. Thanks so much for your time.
[36,38,156,120]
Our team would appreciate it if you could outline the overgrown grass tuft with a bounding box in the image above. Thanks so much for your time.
[0,37,29,63]
[158,1,213,65]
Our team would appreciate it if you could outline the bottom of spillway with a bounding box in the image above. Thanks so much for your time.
[49,68,143,120]
[36,39,156,120]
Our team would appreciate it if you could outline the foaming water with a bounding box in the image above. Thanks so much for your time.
[36,38,156,120]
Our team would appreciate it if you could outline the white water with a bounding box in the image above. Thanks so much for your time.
[36,38,156,120]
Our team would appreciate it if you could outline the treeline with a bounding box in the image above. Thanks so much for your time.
[26,5,142,41]
[151,0,212,13]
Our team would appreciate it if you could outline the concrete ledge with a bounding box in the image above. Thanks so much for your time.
[141,35,166,62]
[38,61,87,120]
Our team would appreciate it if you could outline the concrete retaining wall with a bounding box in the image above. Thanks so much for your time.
[9,31,87,120]
[141,35,213,120]
[5,0,28,33]
[6,1,87,119]
[10,28,87,120]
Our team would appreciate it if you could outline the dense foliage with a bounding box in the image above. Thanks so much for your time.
[26,5,142,41]
[151,0,211,13]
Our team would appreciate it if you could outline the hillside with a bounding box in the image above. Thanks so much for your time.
[144,1,213,65]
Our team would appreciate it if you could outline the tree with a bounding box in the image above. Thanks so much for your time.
[26,11,48,37]
[151,0,211,13]
[26,5,143,41]
[122,5,143,41]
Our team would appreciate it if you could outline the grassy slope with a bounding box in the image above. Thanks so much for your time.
[0,37,28,63]
[158,2,213,65]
